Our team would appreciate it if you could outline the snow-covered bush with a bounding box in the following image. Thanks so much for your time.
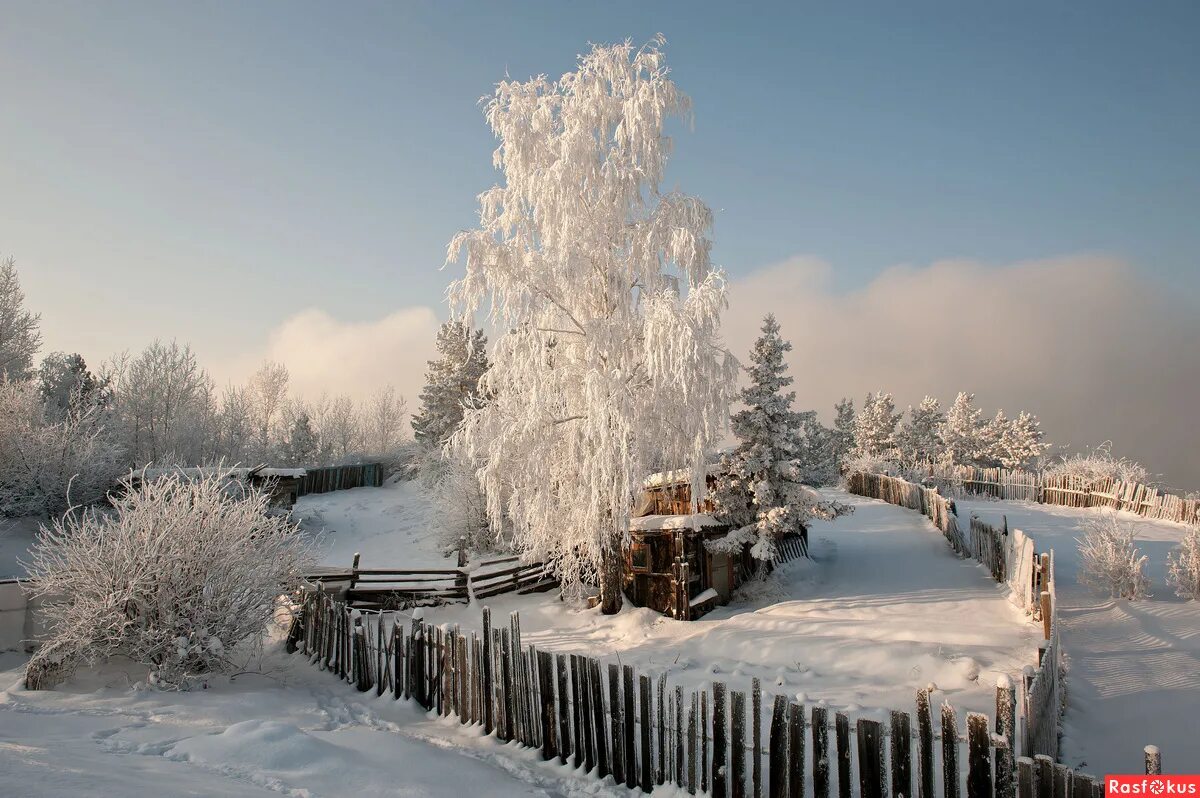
[421,450,497,552]
[839,451,903,482]
[1046,443,1149,486]
[1166,526,1200,600]
[1075,512,1150,599]
[0,377,124,517]
[24,470,314,689]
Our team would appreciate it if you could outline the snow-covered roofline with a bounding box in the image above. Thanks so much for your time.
[629,513,724,531]
[642,464,722,488]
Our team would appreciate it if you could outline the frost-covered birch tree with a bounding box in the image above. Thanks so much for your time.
[712,315,848,566]
[447,38,738,612]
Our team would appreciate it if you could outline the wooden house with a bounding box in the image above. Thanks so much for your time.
[623,469,753,620]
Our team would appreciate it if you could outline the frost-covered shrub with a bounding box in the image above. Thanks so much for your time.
[1046,443,1149,486]
[0,377,124,517]
[1076,512,1150,599]
[421,449,498,553]
[24,471,314,689]
[1166,526,1200,600]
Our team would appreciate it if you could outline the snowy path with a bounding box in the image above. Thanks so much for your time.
[0,649,632,797]
[958,499,1200,773]
[423,490,1036,722]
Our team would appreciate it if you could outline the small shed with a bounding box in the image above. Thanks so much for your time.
[623,470,752,620]
[127,465,307,511]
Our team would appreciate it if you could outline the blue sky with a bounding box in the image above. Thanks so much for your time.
[3,2,1200,484]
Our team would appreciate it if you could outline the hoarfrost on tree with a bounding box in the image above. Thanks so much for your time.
[1075,512,1150,600]
[445,37,737,611]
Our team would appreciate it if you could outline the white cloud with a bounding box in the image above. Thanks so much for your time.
[223,306,441,405]
[725,254,1200,492]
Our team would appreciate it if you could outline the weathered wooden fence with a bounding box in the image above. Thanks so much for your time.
[917,465,1200,525]
[298,463,384,496]
[290,593,1151,797]
[848,472,1064,765]
[303,552,559,610]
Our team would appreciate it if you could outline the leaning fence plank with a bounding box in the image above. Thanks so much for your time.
[995,681,1016,798]
[769,695,788,798]
[482,607,493,734]
[835,712,852,798]
[787,703,804,798]
[917,689,935,798]
[572,655,585,769]
[812,706,830,798]
[609,663,625,785]
[689,692,699,795]
[752,678,763,798]
[539,650,555,761]
[677,684,686,787]
[590,658,609,779]
[702,690,711,794]
[713,682,729,798]
[857,718,884,798]
[892,710,912,798]
[624,666,637,789]
[942,703,961,798]
[967,712,993,798]
[554,654,568,764]
[640,674,654,793]
[731,690,747,798]
[658,674,668,785]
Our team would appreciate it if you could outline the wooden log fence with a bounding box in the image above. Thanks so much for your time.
[291,592,1159,796]
[914,464,1199,526]
[298,463,384,496]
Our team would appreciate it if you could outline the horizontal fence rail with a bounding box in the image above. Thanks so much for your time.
[288,592,1151,797]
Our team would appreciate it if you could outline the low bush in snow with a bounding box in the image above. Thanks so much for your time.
[1045,443,1149,486]
[1075,512,1150,599]
[24,470,314,690]
[1166,526,1200,600]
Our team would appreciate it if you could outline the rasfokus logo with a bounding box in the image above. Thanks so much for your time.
[1107,776,1200,795]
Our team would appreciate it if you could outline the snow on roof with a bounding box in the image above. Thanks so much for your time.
[629,513,724,531]
[254,467,308,479]
[642,465,721,488]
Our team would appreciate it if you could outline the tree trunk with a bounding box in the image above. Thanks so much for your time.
[600,529,624,615]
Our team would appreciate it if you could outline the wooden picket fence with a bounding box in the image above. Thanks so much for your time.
[298,463,384,496]
[848,472,1064,764]
[289,591,1136,798]
[775,533,809,564]
[917,465,1200,525]
[302,552,559,610]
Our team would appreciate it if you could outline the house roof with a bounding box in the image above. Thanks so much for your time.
[629,513,723,531]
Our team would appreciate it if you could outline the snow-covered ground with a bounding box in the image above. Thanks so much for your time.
[959,498,1199,773]
[0,482,1055,794]
[0,516,40,579]
[419,490,1035,722]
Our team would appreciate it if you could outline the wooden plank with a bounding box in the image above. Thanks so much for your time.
[1053,763,1071,798]
[703,690,710,794]
[608,663,625,785]
[640,674,654,793]
[835,712,851,798]
[590,658,609,779]
[482,608,493,734]
[580,655,594,771]
[891,710,912,798]
[678,684,686,787]
[659,674,668,785]
[942,703,960,798]
[689,692,699,794]
[1016,757,1034,798]
[624,665,637,789]
[769,695,788,798]
[556,654,570,765]
[917,688,935,798]
[857,718,884,798]
[713,682,728,798]
[1071,773,1094,798]
[812,705,830,798]
[967,712,993,798]
[731,690,747,798]
[996,681,1016,798]
[787,703,804,798]
[500,629,514,742]
[752,679,763,798]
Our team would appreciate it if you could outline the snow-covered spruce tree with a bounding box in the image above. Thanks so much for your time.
[1000,410,1047,470]
[979,409,1010,468]
[851,391,899,459]
[830,397,855,471]
[280,410,319,466]
[0,257,42,381]
[711,315,849,565]
[24,470,314,689]
[1076,512,1150,599]
[793,411,839,486]
[412,321,490,447]
[1166,526,1200,600]
[447,38,738,612]
[896,395,944,468]
[940,391,986,468]
[0,377,124,518]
